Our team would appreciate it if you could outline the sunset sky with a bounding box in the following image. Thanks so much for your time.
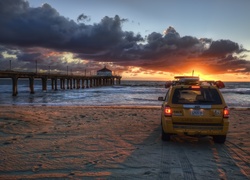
[0,0,250,81]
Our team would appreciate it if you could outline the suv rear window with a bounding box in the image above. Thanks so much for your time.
[172,87,222,105]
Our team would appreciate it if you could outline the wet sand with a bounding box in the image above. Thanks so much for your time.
[0,106,249,179]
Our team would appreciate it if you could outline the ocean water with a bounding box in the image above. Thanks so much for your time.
[0,79,249,108]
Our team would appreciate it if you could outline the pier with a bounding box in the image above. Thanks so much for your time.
[0,71,122,96]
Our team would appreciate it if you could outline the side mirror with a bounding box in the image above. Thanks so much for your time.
[158,97,164,101]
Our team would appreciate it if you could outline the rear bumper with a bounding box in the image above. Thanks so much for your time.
[162,118,229,136]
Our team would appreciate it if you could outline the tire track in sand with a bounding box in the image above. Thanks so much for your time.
[210,140,250,180]
[160,141,196,180]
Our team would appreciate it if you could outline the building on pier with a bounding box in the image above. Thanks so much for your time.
[97,66,112,76]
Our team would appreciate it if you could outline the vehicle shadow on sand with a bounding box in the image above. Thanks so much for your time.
[108,125,249,180]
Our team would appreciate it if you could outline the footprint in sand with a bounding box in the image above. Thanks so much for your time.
[25,134,33,138]
[32,164,42,172]
[3,141,12,145]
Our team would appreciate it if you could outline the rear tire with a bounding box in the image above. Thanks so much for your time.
[161,126,171,141]
[213,135,226,144]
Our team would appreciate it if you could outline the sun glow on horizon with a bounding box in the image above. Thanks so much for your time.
[121,68,250,82]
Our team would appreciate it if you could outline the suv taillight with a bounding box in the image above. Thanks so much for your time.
[164,106,172,117]
[223,107,229,118]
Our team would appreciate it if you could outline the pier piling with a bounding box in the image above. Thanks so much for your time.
[12,76,18,96]
[29,77,35,94]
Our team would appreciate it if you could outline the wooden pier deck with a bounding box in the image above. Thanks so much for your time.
[0,71,122,96]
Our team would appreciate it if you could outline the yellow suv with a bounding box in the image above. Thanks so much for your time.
[158,76,229,143]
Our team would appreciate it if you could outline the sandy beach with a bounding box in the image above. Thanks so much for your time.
[0,106,249,179]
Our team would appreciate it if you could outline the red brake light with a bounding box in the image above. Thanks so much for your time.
[164,106,172,117]
[191,85,200,89]
[223,107,229,118]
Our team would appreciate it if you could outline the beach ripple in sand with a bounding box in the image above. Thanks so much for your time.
[0,106,249,179]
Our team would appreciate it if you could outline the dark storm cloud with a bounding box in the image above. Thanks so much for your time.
[205,58,250,74]
[127,28,202,64]
[0,0,249,75]
[0,0,139,53]
[77,13,91,23]
[0,0,76,48]
[17,52,42,62]
[0,0,29,14]
[202,40,241,57]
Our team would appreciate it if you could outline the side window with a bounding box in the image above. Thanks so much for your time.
[207,89,223,104]
[165,89,170,102]
[172,90,180,104]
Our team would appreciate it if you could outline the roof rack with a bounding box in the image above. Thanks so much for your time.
[165,76,225,89]
[174,76,199,84]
